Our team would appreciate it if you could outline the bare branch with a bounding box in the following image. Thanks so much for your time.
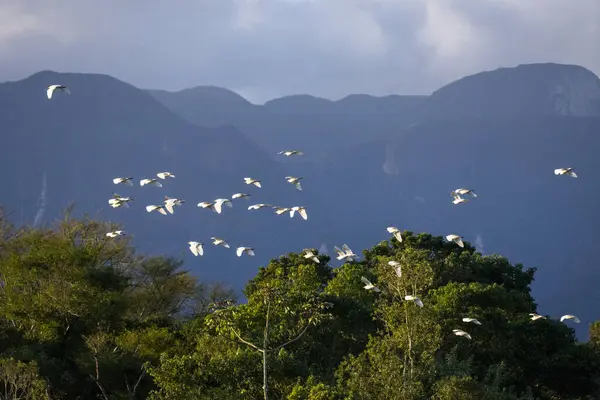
[232,328,264,353]
[270,323,311,353]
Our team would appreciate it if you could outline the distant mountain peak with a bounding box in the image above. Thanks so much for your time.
[172,85,252,104]
[426,63,600,119]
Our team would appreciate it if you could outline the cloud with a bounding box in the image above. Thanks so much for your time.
[0,0,597,103]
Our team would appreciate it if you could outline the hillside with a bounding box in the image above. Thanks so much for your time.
[148,87,427,160]
[0,71,322,286]
[425,63,600,119]
[1,64,599,342]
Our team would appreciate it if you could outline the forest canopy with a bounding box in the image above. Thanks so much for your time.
[0,209,598,399]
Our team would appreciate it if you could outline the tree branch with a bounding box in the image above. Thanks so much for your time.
[89,355,110,400]
[271,322,311,353]
[232,328,264,353]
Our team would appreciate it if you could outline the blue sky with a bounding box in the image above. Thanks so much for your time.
[0,0,598,103]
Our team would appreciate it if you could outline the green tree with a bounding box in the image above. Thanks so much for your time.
[205,252,334,400]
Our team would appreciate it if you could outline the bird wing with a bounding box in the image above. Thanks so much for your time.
[189,244,199,256]
[247,249,255,256]
[254,181,262,188]
[157,207,167,215]
[46,86,56,99]
[393,232,402,242]
[164,202,175,214]
[360,276,372,286]
[214,200,223,214]
[236,247,244,257]
[299,209,308,220]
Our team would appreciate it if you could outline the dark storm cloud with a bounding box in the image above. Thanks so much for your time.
[0,0,598,103]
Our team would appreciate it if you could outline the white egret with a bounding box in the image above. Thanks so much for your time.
[554,168,577,178]
[112,177,134,186]
[47,84,70,99]
[188,241,204,256]
[140,178,163,187]
[387,227,403,242]
[446,234,464,248]
[236,247,255,257]
[360,276,380,292]
[285,176,303,190]
[244,177,262,188]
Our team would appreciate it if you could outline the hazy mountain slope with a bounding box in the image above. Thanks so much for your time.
[0,71,323,287]
[2,63,599,340]
[316,122,600,339]
[148,87,427,160]
[425,63,600,119]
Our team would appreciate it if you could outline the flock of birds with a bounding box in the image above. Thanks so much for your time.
[107,165,309,259]
[46,84,582,342]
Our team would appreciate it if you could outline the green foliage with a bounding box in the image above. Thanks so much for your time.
[0,213,598,399]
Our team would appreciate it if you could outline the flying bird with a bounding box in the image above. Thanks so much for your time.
[462,317,482,325]
[112,177,134,186]
[360,276,380,292]
[452,329,472,340]
[405,295,424,307]
[303,249,320,263]
[198,201,216,211]
[109,194,133,209]
[248,203,273,211]
[232,193,251,200]
[388,261,402,278]
[278,150,303,156]
[236,247,255,257]
[140,178,163,187]
[244,177,262,188]
[211,237,230,248]
[529,313,547,321]
[387,227,403,242]
[106,230,125,238]
[452,195,468,205]
[554,168,577,178]
[285,176,303,191]
[146,205,168,216]
[164,197,185,214]
[188,241,204,256]
[334,244,359,262]
[446,234,464,248]
[157,172,176,180]
[214,198,233,214]
[273,206,291,215]
[290,206,308,220]
[47,84,70,99]
[560,314,580,323]
[451,188,477,198]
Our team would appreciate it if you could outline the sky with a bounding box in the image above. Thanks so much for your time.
[0,0,598,104]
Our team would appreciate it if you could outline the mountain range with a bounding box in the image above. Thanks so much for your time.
[1,62,599,338]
